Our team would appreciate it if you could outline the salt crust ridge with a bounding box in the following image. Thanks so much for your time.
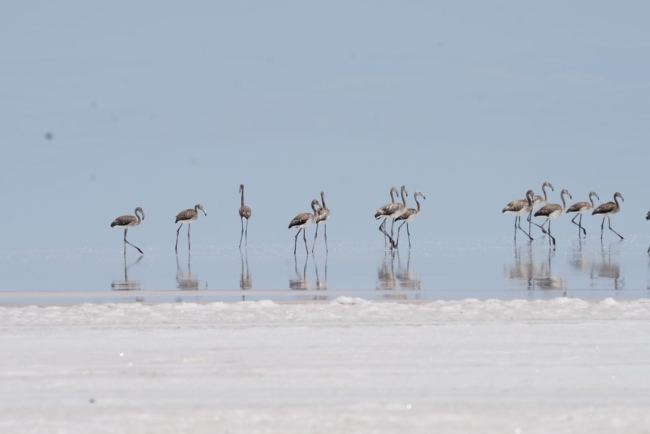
[1,297,649,328]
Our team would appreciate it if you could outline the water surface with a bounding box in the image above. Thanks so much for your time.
[1,235,649,304]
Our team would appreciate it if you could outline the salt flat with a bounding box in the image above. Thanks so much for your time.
[1,298,650,433]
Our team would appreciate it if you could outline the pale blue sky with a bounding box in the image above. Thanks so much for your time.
[0,1,649,252]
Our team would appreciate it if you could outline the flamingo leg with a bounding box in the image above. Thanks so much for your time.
[580,214,586,236]
[406,222,412,249]
[379,220,388,246]
[547,220,556,246]
[397,221,406,248]
[124,228,143,255]
[311,224,319,253]
[571,214,583,237]
[379,220,395,249]
[294,228,301,255]
[571,214,579,234]
[239,218,245,248]
[175,224,183,253]
[531,218,548,234]
[324,224,328,253]
[187,224,191,251]
[600,217,606,240]
[245,219,249,244]
[533,219,548,233]
[303,226,309,254]
[517,216,533,240]
[608,217,624,239]
[386,218,398,249]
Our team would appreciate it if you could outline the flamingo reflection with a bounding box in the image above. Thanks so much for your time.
[591,241,623,290]
[176,253,199,291]
[290,255,311,290]
[313,254,328,291]
[240,248,252,290]
[568,239,592,272]
[289,255,328,300]
[377,251,398,291]
[504,244,566,292]
[111,254,143,291]
[377,251,418,300]
[396,251,421,290]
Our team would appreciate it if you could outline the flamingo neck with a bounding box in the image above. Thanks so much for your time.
[321,193,326,209]
[401,190,407,206]
[561,193,568,211]
[543,185,549,201]
[614,195,620,209]
[415,196,421,211]
[590,195,595,207]
[390,190,396,203]
[241,189,245,207]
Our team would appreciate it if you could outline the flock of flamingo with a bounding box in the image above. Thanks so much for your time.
[110,184,426,256]
[501,182,642,248]
[109,181,650,256]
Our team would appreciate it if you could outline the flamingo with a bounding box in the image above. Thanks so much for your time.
[592,192,624,240]
[566,192,599,237]
[395,191,426,249]
[534,189,572,247]
[175,204,207,253]
[502,190,535,241]
[375,186,408,248]
[289,199,320,255]
[312,191,330,253]
[238,184,252,248]
[110,207,145,255]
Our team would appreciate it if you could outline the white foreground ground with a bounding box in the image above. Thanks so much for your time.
[2,298,650,433]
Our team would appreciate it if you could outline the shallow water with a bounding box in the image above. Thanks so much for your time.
[1,235,649,304]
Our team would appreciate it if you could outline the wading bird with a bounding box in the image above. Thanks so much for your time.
[175,204,207,253]
[534,189,572,247]
[375,186,408,249]
[592,192,624,240]
[531,182,554,233]
[289,199,321,255]
[238,184,252,248]
[110,207,145,255]
[395,191,426,249]
[566,192,599,237]
[375,187,398,247]
[502,190,535,241]
[312,191,330,253]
